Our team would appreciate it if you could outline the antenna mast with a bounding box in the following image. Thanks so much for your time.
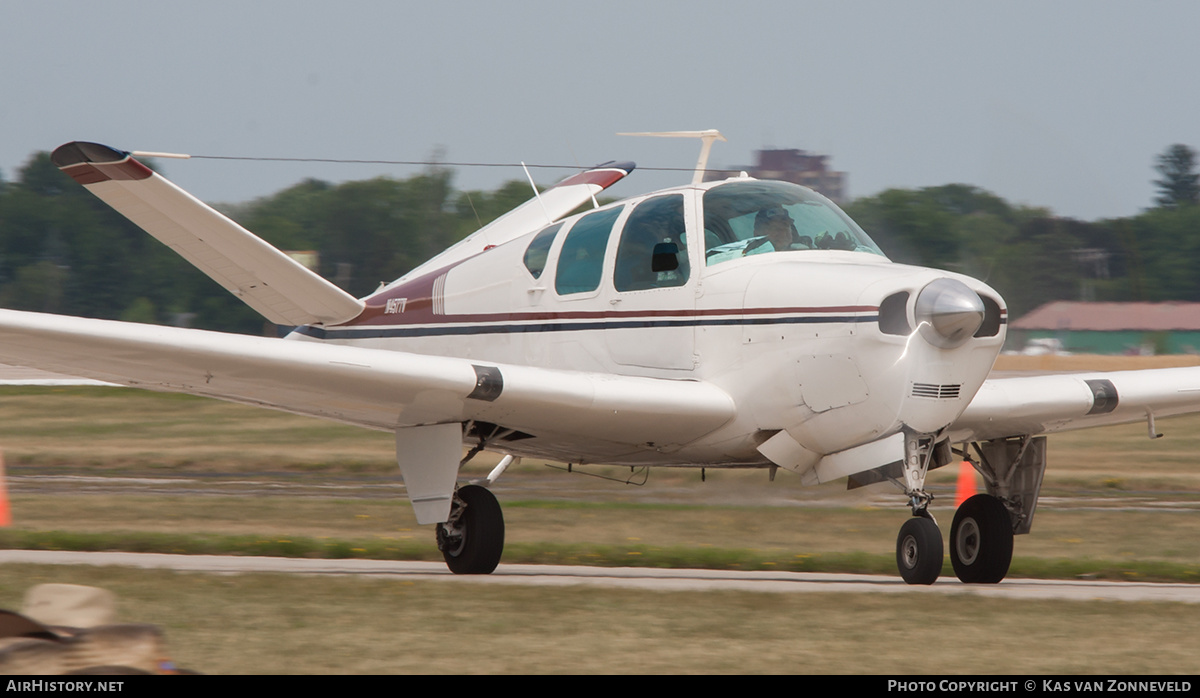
[617,129,727,185]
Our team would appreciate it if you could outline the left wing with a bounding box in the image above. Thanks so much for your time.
[0,308,734,523]
[949,366,1200,442]
[0,308,733,445]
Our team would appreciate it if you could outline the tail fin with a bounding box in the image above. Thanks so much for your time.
[51,142,365,327]
[400,161,634,281]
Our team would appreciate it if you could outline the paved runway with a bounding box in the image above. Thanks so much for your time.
[0,364,110,385]
[4,550,1199,603]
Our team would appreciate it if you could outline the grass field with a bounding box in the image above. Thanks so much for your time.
[3,564,1199,674]
[992,353,1200,373]
[3,382,1200,673]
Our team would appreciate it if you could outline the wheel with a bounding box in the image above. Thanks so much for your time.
[896,516,943,585]
[950,494,1013,584]
[436,485,504,574]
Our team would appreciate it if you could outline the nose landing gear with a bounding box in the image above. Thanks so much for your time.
[896,513,943,585]
[892,429,945,584]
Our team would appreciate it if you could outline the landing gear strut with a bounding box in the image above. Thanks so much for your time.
[950,494,1013,584]
[892,429,944,585]
[436,484,505,574]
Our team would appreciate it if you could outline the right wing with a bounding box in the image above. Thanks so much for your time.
[51,142,366,327]
[399,161,635,280]
[949,367,1200,442]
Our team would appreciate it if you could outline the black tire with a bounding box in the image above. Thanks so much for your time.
[950,494,1013,584]
[896,516,943,585]
[436,485,504,575]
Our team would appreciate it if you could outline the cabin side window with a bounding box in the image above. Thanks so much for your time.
[613,194,689,292]
[555,206,623,295]
[523,223,562,279]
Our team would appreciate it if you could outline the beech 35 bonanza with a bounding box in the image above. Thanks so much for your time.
[5,133,1200,585]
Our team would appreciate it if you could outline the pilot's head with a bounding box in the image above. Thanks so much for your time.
[755,206,795,249]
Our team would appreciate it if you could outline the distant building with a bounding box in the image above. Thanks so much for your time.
[708,148,847,203]
[1011,301,1200,355]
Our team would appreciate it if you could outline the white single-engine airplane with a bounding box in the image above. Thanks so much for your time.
[3,132,1199,585]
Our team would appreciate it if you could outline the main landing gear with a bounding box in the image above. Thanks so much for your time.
[949,494,1013,584]
[436,484,505,574]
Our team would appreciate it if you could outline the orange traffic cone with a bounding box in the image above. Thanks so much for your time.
[0,451,10,526]
[954,460,977,508]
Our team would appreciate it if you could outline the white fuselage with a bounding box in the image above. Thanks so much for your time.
[292,179,1007,475]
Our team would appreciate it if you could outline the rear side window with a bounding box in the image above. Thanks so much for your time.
[614,194,689,292]
[555,207,622,295]
[523,223,562,279]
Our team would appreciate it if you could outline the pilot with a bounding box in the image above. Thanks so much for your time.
[744,206,805,255]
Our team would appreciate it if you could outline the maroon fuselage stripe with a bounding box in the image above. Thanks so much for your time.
[60,158,154,185]
[339,304,881,328]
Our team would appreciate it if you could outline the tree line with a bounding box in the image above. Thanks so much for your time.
[843,143,1200,319]
[0,144,1196,336]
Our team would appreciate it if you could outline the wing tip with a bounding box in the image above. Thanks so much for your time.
[51,141,128,167]
[550,161,636,190]
[593,160,636,175]
[51,141,152,184]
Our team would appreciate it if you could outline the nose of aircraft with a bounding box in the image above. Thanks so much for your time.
[914,278,985,348]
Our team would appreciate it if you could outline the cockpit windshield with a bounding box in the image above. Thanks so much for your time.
[702,180,886,266]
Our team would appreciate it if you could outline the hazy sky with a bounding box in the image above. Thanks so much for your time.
[3,1,1198,221]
